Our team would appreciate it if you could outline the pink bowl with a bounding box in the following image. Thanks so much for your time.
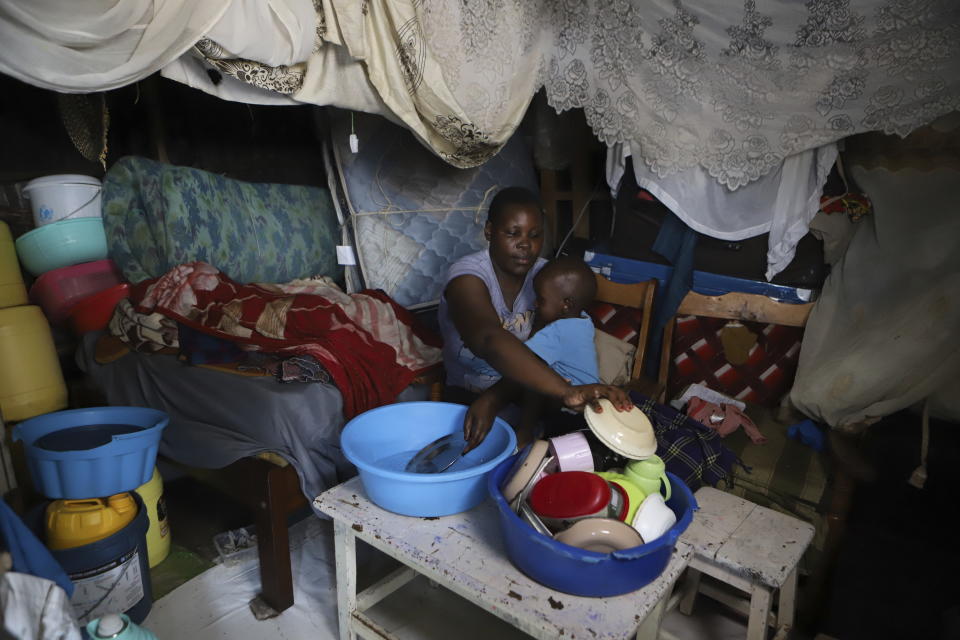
[29,259,123,326]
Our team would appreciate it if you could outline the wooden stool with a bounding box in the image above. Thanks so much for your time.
[675,487,815,640]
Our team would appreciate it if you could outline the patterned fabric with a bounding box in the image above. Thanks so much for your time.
[277,355,331,384]
[819,192,873,222]
[236,352,333,384]
[668,316,804,407]
[128,262,441,418]
[587,300,645,347]
[101,156,342,285]
[108,298,179,352]
[632,391,740,493]
[193,0,959,191]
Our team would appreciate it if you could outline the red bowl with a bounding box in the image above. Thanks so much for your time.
[29,259,123,325]
[65,283,130,335]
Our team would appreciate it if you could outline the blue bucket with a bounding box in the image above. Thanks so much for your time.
[488,453,698,597]
[12,407,168,499]
[341,402,517,517]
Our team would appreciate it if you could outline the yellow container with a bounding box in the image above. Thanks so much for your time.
[45,493,137,550]
[135,467,171,567]
[0,221,27,308]
[0,305,67,422]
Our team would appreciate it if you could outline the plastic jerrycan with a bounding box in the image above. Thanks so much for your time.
[0,220,27,308]
[0,305,68,422]
[45,493,137,550]
[135,467,171,567]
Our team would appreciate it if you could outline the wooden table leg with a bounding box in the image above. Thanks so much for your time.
[747,585,773,640]
[678,567,702,615]
[334,520,358,640]
[776,567,798,636]
[635,594,667,640]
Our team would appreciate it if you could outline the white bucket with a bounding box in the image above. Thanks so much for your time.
[23,175,102,227]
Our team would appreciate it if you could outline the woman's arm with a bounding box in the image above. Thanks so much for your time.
[446,274,571,398]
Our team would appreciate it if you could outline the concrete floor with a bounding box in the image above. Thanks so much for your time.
[817,412,960,640]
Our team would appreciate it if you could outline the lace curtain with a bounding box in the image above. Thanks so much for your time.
[173,0,960,190]
[3,0,958,190]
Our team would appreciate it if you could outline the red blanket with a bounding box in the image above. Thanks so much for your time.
[130,262,442,418]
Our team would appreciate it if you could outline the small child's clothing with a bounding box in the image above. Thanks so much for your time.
[686,397,767,444]
[473,314,600,387]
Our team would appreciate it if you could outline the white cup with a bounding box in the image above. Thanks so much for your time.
[631,492,677,544]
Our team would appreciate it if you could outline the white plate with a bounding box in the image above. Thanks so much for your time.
[584,399,657,460]
[501,440,549,503]
[554,517,644,553]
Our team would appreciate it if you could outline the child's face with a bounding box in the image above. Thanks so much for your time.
[533,274,568,326]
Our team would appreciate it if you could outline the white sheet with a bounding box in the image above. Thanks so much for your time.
[791,166,960,429]
[205,0,315,67]
[0,0,230,93]
[607,142,838,280]
[0,573,82,640]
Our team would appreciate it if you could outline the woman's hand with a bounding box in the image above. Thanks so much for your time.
[463,390,503,453]
[560,384,633,414]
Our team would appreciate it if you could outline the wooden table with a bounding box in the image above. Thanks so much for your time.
[316,477,692,640]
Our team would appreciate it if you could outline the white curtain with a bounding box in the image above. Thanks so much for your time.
[3,0,958,190]
[0,0,232,92]
[308,0,958,186]
[607,142,838,279]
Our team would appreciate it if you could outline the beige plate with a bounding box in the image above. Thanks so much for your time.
[554,517,644,553]
[501,440,549,504]
[585,399,657,460]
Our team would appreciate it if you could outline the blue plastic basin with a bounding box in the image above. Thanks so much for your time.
[488,454,698,597]
[12,407,168,499]
[341,402,516,517]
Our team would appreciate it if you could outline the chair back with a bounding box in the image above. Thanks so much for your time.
[592,273,657,381]
[658,291,814,404]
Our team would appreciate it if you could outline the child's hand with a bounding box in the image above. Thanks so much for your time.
[561,384,633,413]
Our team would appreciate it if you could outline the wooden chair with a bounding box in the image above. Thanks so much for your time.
[657,290,853,633]
[656,290,813,401]
[592,272,661,394]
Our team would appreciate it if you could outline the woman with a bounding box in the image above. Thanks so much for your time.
[438,187,632,449]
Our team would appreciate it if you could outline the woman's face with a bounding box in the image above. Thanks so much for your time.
[485,204,544,279]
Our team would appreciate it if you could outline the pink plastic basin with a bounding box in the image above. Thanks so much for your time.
[29,260,123,325]
[66,283,131,335]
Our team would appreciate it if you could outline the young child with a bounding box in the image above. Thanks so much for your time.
[467,256,601,448]
[524,255,600,385]
[467,255,600,386]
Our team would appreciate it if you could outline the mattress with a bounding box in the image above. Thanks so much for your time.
[327,110,538,309]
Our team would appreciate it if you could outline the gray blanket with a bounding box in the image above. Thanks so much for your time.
[76,333,428,513]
